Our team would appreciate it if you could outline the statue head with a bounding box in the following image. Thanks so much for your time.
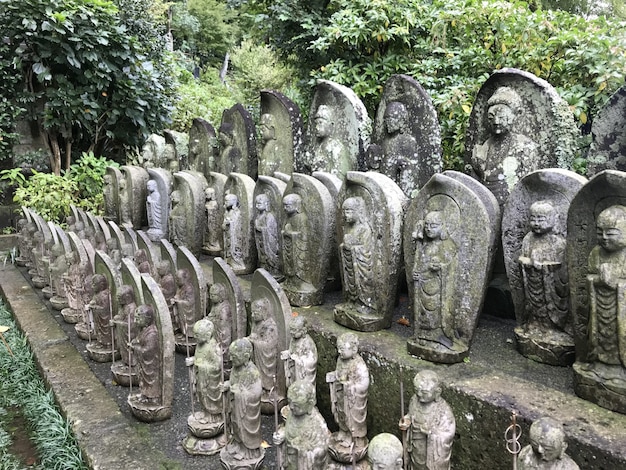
[176,268,190,287]
[147,179,157,193]
[384,101,408,135]
[171,190,181,206]
[368,433,403,470]
[314,105,334,139]
[224,193,239,211]
[209,282,226,304]
[134,304,155,329]
[289,315,307,340]
[255,193,271,213]
[91,273,107,293]
[51,243,64,257]
[118,285,135,305]
[529,200,557,235]
[260,113,276,143]
[251,298,270,322]
[218,122,235,147]
[134,249,149,266]
[342,197,366,226]
[337,332,359,360]
[65,215,76,227]
[156,260,171,277]
[230,337,253,367]
[283,193,302,216]
[205,187,216,202]
[528,417,568,462]
[103,174,112,186]
[423,211,447,240]
[596,205,626,253]
[287,380,316,417]
[106,237,119,251]
[413,370,442,404]
[486,86,522,136]
[193,318,215,343]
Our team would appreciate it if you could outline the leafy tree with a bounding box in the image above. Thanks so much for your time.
[0,0,175,174]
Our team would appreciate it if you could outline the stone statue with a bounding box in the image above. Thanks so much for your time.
[281,194,311,293]
[218,122,242,175]
[399,370,455,470]
[61,251,83,323]
[517,417,579,470]
[86,273,115,362]
[517,201,571,347]
[254,193,281,278]
[273,380,330,469]
[309,105,351,179]
[575,205,626,388]
[203,187,222,255]
[111,285,138,386]
[411,211,459,351]
[48,243,68,303]
[118,176,132,224]
[134,248,152,276]
[380,101,418,194]
[247,298,281,413]
[146,179,165,241]
[326,332,369,466]
[368,433,403,470]
[129,304,161,405]
[169,190,185,247]
[170,268,196,342]
[223,193,245,272]
[281,315,317,390]
[259,113,280,176]
[335,197,376,317]
[220,338,265,470]
[103,173,117,221]
[207,283,232,364]
[156,260,176,324]
[183,318,227,455]
[470,86,538,207]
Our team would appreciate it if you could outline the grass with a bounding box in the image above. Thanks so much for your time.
[0,301,87,470]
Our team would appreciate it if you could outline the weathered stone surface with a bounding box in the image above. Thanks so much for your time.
[464,68,579,209]
[253,175,287,279]
[170,171,207,256]
[303,79,371,179]
[218,104,258,179]
[334,171,407,331]
[119,165,150,229]
[404,173,495,363]
[503,169,586,365]
[146,168,172,242]
[368,74,442,196]
[588,85,626,176]
[188,118,218,178]
[202,172,228,256]
[567,170,626,413]
[223,172,257,274]
[259,90,303,177]
[104,166,122,223]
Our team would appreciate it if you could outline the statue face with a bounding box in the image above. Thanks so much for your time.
[230,343,249,367]
[288,391,313,417]
[314,114,332,139]
[596,219,626,252]
[147,180,156,193]
[205,189,215,201]
[251,300,267,322]
[337,338,357,360]
[529,210,553,235]
[342,204,357,225]
[530,430,563,462]
[384,106,405,135]
[415,375,439,403]
[134,307,151,329]
[424,214,443,240]
[209,285,223,303]
[283,197,298,216]
[260,114,274,142]
[290,322,305,339]
[487,103,515,135]
[255,196,269,212]
[225,194,238,210]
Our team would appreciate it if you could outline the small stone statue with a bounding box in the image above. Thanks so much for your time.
[309,105,351,179]
[326,332,370,466]
[517,417,579,469]
[247,298,281,413]
[380,101,418,195]
[170,268,196,346]
[281,194,311,293]
[281,315,317,390]
[335,197,376,317]
[183,318,228,455]
[399,370,455,470]
[516,201,572,359]
[220,338,265,470]
[254,193,281,279]
[574,205,626,396]
[61,251,83,323]
[103,173,117,221]
[134,248,152,276]
[111,285,138,386]
[156,260,176,323]
[118,176,132,224]
[368,433,403,470]
[273,380,330,469]
[129,304,161,405]
[146,179,165,241]
[223,193,245,272]
[86,274,116,362]
[169,190,185,247]
[48,243,68,308]
[203,187,222,255]
[207,283,232,364]
[411,211,459,351]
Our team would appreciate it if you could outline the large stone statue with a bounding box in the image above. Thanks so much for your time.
[129,304,161,406]
[254,193,281,279]
[146,179,165,241]
[203,187,222,255]
[86,273,115,362]
[183,318,227,456]
[326,332,370,467]
[223,193,245,272]
[310,105,350,178]
[368,433,403,470]
[247,298,281,413]
[207,282,232,364]
[281,315,317,390]
[399,370,455,470]
[379,101,417,192]
[411,211,458,350]
[335,196,376,316]
[273,380,330,470]
[220,338,265,470]
[517,417,579,470]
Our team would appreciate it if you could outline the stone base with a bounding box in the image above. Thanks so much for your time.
[327,459,370,470]
[201,245,222,256]
[328,432,368,464]
[61,308,82,324]
[183,432,227,456]
[86,343,119,363]
[283,286,323,307]
[28,268,37,278]
[111,362,138,387]
[573,361,626,414]
[128,394,171,422]
[333,303,388,332]
[187,412,224,438]
[220,443,265,470]
[174,334,197,355]
[15,256,28,267]
[31,275,47,289]
[75,322,95,341]
[407,336,468,364]
[514,326,575,366]
[42,286,54,299]
[49,295,68,311]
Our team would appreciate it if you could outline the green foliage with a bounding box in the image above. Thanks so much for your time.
[307,0,626,168]
[0,0,175,173]
[0,302,87,469]
[0,153,118,223]
[187,0,240,65]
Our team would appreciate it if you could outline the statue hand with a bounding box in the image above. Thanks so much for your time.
[599,263,614,287]
[185,357,195,367]
[219,381,230,392]
[273,431,284,445]
[280,350,290,361]
[399,416,411,431]
[430,262,441,271]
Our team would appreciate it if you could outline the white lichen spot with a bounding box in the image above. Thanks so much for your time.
[465,413,474,423]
